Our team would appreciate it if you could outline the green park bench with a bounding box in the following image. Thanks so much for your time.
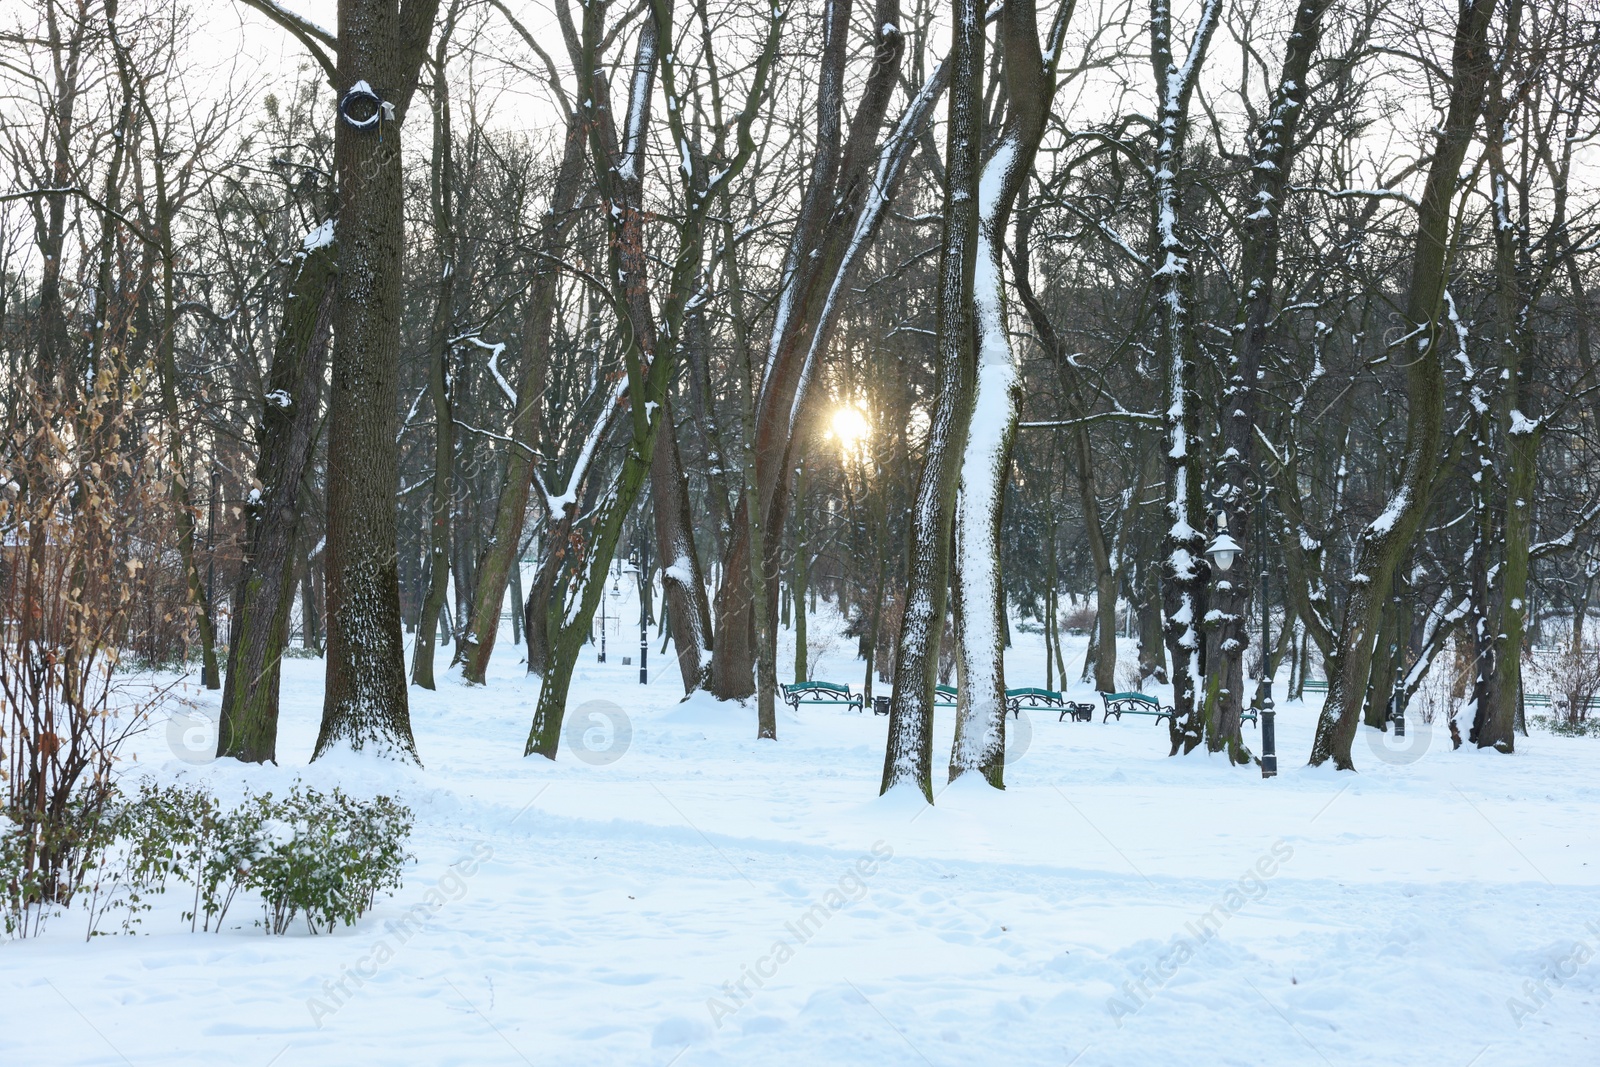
[874,685,956,715]
[1001,686,1094,722]
[1099,691,1175,724]
[780,681,864,713]
[1303,679,1328,694]
[1526,692,1600,714]
[1005,686,1063,718]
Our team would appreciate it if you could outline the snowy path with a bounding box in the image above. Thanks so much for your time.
[4,616,1597,1066]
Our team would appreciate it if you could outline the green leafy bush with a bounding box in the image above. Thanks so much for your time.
[15,780,412,938]
[1531,714,1600,739]
[249,785,413,934]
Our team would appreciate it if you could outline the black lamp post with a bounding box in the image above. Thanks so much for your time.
[598,573,607,662]
[600,562,620,662]
[1391,589,1406,738]
[1256,494,1277,778]
[628,546,648,685]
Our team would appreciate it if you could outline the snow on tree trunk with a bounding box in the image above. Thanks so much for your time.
[651,394,714,693]
[881,0,984,802]
[949,204,1016,785]
[1474,0,1535,753]
[1148,0,1222,757]
[1201,0,1329,766]
[949,0,1071,788]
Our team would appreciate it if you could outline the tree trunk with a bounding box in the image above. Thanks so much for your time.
[1135,557,1168,686]
[1202,0,1329,764]
[150,169,222,690]
[651,396,714,692]
[951,0,1070,784]
[1310,0,1499,769]
[527,0,780,754]
[457,114,586,684]
[881,0,983,800]
[218,239,336,761]
[1148,0,1223,757]
[711,5,911,701]
[411,43,458,692]
[314,0,440,763]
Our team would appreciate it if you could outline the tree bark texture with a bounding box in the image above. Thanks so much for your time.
[314,0,440,763]
[881,0,983,801]
[1201,0,1330,765]
[219,240,336,762]
[950,0,1073,788]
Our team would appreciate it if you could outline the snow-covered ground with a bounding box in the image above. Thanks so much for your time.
[5,598,1598,1066]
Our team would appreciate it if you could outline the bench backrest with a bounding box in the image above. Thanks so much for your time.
[1007,687,1061,700]
[1103,691,1159,706]
[935,684,958,697]
[789,681,851,696]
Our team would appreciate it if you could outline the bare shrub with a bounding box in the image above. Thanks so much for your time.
[0,369,179,938]
[1061,602,1097,634]
[1531,642,1600,725]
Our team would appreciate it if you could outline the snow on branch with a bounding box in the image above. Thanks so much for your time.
[1532,496,1600,560]
[237,0,337,82]
[454,333,516,406]
[1294,184,1420,211]
[787,55,950,436]
[547,377,628,517]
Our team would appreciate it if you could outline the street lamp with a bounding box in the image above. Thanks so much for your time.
[600,562,620,662]
[1255,496,1277,778]
[1391,588,1406,738]
[627,546,648,685]
[1206,513,1242,574]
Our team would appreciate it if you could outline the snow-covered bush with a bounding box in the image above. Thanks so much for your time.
[82,781,266,936]
[249,785,413,935]
[15,780,412,939]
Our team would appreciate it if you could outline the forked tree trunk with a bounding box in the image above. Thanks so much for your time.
[950,0,1072,789]
[711,3,909,701]
[1310,0,1499,769]
[456,115,586,684]
[881,0,983,801]
[527,0,781,755]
